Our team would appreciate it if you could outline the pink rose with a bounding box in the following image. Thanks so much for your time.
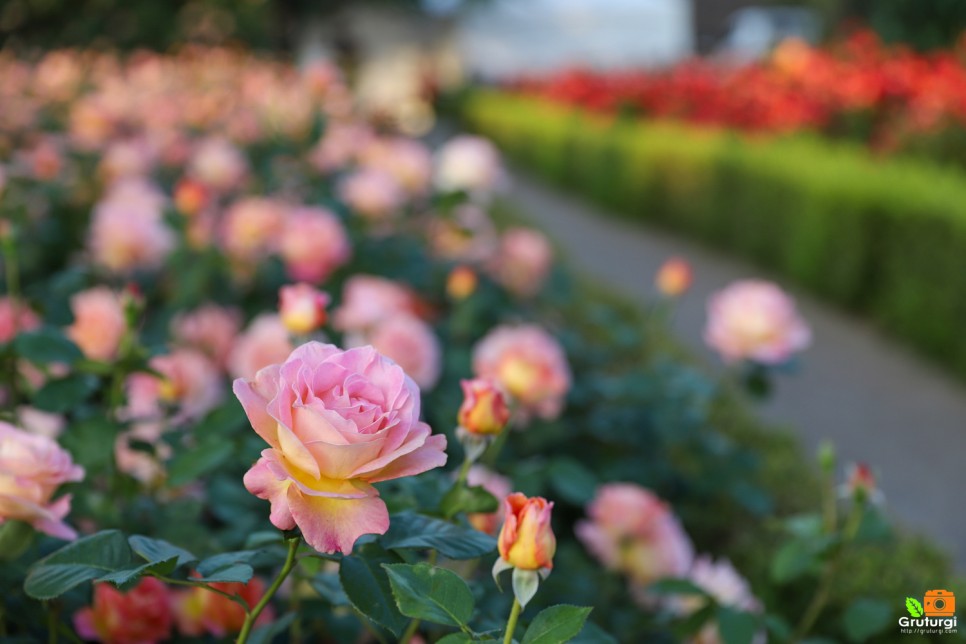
[125,349,223,427]
[74,578,173,644]
[228,314,295,380]
[434,135,505,195]
[66,287,127,362]
[339,168,404,222]
[576,484,693,589]
[88,179,174,274]
[704,280,811,364]
[0,422,84,540]
[0,297,40,343]
[220,197,287,266]
[279,284,330,335]
[279,207,351,283]
[310,122,372,173]
[333,276,418,334]
[171,304,241,370]
[427,204,499,264]
[361,138,432,196]
[465,466,512,535]
[490,227,553,298]
[360,314,442,390]
[188,136,248,192]
[99,137,155,184]
[472,324,571,420]
[236,342,448,553]
[17,407,66,439]
[675,557,762,644]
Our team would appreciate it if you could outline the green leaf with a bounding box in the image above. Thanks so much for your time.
[310,572,349,606]
[248,613,296,644]
[843,599,892,641]
[381,511,496,559]
[32,373,99,413]
[96,558,179,590]
[166,440,234,487]
[770,536,835,584]
[440,484,498,519]
[13,327,83,365]
[195,551,257,583]
[716,607,759,644]
[24,530,134,599]
[0,520,36,562]
[59,418,120,469]
[522,605,593,644]
[905,596,924,618]
[128,535,197,568]
[383,563,475,628]
[547,458,598,505]
[339,545,408,636]
[569,621,618,644]
[436,634,475,644]
[648,578,710,597]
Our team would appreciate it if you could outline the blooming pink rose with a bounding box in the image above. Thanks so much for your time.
[88,179,174,274]
[66,287,126,362]
[434,135,505,195]
[309,122,372,173]
[0,297,40,343]
[333,276,418,334]
[490,228,553,298]
[576,484,693,589]
[99,137,155,184]
[339,168,404,222]
[704,280,811,364]
[427,204,499,264]
[279,207,351,283]
[125,349,223,427]
[228,314,295,380]
[361,138,432,196]
[175,576,272,637]
[675,556,762,644]
[0,422,83,540]
[74,577,173,644]
[465,466,512,535]
[17,407,66,439]
[472,324,571,420]
[279,284,330,335]
[188,136,248,191]
[220,197,287,266]
[171,304,241,370]
[360,314,442,390]
[236,342,448,554]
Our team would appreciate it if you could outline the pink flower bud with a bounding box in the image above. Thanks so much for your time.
[279,284,330,335]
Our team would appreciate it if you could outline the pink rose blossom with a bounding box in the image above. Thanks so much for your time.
[472,324,571,420]
[427,204,499,264]
[236,342,448,554]
[333,276,418,334]
[435,135,505,195]
[125,349,223,426]
[576,484,693,590]
[88,179,174,274]
[228,314,295,380]
[465,466,512,535]
[17,407,66,439]
[490,227,553,298]
[220,197,287,266]
[171,304,241,370]
[675,557,762,644]
[361,138,432,196]
[358,314,442,390]
[99,137,155,184]
[279,207,351,283]
[0,422,84,540]
[310,122,372,173]
[279,284,330,335]
[188,136,249,192]
[0,297,40,343]
[66,287,127,362]
[339,168,404,222]
[74,578,173,644]
[704,280,811,365]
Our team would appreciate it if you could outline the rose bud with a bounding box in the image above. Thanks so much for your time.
[841,462,883,504]
[656,257,692,297]
[447,265,478,301]
[279,284,330,336]
[458,378,510,436]
[493,493,556,608]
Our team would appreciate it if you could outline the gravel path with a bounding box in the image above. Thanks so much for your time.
[504,171,966,570]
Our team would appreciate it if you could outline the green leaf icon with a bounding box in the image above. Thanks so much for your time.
[906,597,924,617]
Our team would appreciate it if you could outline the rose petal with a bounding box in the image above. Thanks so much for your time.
[286,485,389,554]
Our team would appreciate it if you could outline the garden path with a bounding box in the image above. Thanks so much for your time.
[502,169,966,571]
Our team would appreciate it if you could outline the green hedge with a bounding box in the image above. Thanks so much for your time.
[463,91,966,378]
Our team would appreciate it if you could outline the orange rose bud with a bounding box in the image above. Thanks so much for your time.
[458,378,510,436]
[174,178,209,217]
[655,257,692,297]
[498,493,556,571]
[447,265,478,300]
[279,284,330,335]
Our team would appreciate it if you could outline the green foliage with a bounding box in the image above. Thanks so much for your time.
[384,563,475,628]
[521,605,593,644]
[380,511,497,559]
[842,598,892,641]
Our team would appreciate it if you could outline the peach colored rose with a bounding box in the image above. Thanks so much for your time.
[220,197,287,266]
[472,325,571,420]
[99,137,155,184]
[465,466,511,535]
[0,297,40,343]
[435,135,505,195]
[88,179,174,274]
[125,349,223,427]
[236,342,448,554]
[74,577,173,644]
[0,422,83,540]
[704,280,811,365]
[279,284,330,335]
[575,484,693,589]
[361,138,432,196]
[17,407,66,439]
[173,178,209,217]
[362,314,442,390]
[490,228,552,298]
[656,257,693,297]
[228,314,295,380]
[171,304,241,370]
[310,122,372,173]
[458,378,510,436]
[279,207,351,284]
[498,493,556,571]
[66,287,127,362]
[333,276,418,334]
[447,266,479,301]
[427,204,499,264]
[339,168,404,222]
[188,136,248,191]
[175,577,272,637]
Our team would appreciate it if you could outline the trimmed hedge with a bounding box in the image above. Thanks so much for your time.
[462,90,966,379]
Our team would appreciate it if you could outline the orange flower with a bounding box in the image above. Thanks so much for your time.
[655,257,692,297]
[458,379,510,437]
[498,493,556,571]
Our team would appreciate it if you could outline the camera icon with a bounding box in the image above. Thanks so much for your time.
[924,589,956,617]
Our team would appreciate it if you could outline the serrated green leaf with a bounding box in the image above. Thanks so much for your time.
[339,545,408,636]
[24,530,134,599]
[96,557,178,590]
[843,599,892,641]
[906,596,924,617]
[195,550,257,583]
[522,605,593,644]
[128,535,197,568]
[381,511,496,559]
[383,563,475,628]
